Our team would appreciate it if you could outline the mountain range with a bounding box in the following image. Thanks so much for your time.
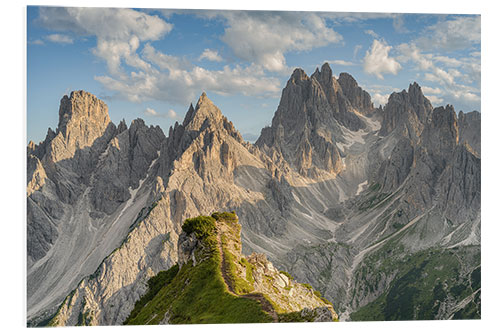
[27,62,481,325]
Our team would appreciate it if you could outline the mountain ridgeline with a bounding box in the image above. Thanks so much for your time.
[27,62,480,325]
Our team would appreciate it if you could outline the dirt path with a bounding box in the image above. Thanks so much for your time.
[216,225,278,323]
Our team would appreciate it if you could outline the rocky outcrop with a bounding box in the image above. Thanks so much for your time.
[89,119,164,214]
[379,82,433,140]
[337,72,374,115]
[458,110,481,156]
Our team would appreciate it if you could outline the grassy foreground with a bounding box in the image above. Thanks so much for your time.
[124,213,272,324]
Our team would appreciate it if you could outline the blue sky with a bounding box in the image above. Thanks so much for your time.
[27,7,481,143]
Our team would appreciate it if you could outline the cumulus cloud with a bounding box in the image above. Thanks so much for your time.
[95,44,281,104]
[396,40,480,110]
[433,55,462,67]
[363,40,402,79]
[372,93,390,107]
[199,49,223,62]
[219,11,342,72]
[421,86,443,95]
[397,43,434,70]
[37,7,172,76]
[46,34,73,44]
[416,16,480,51]
[37,7,281,105]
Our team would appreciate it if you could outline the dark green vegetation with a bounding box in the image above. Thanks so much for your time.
[220,233,254,294]
[125,265,179,322]
[124,213,272,324]
[350,245,480,321]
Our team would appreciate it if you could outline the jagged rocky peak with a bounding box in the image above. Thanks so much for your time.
[181,92,243,142]
[312,62,334,85]
[183,92,223,130]
[57,90,111,141]
[290,67,310,83]
[337,72,374,114]
[379,82,433,139]
[408,82,433,121]
[157,92,244,181]
[257,64,373,177]
[117,119,128,133]
[312,62,365,131]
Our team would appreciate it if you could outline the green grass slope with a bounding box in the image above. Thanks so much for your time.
[124,213,272,324]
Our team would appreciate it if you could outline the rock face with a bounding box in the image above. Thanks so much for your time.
[28,65,480,325]
[27,91,167,324]
[379,82,433,140]
[458,110,481,156]
[256,63,360,178]
[337,72,374,115]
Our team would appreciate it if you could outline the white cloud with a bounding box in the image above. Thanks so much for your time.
[416,16,480,51]
[167,109,178,119]
[36,8,286,105]
[364,30,379,38]
[372,93,390,107]
[38,7,172,76]
[96,45,281,105]
[327,59,355,66]
[46,34,73,44]
[397,43,433,70]
[392,15,408,33]
[199,49,223,62]
[426,95,444,105]
[363,40,402,79]
[433,55,462,67]
[321,12,396,23]
[38,7,172,41]
[144,107,179,120]
[353,44,363,59]
[144,107,158,116]
[219,11,342,72]
[421,86,443,95]
[396,40,480,110]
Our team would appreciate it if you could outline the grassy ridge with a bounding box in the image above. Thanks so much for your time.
[124,214,272,324]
